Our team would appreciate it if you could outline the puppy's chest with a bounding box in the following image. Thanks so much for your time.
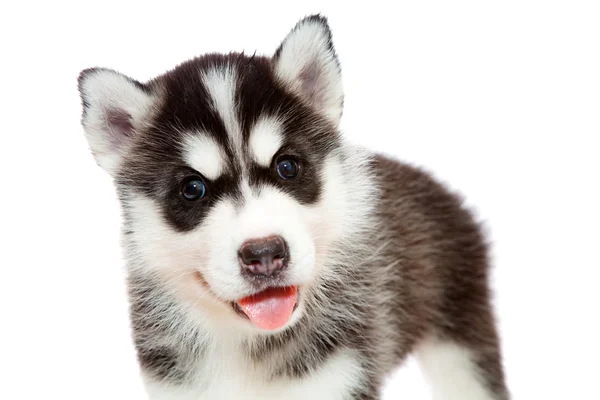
[148,345,364,400]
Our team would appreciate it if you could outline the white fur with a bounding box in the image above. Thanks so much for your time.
[183,134,226,180]
[143,348,365,400]
[417,337,495,400]
[249,117,283,167]
[79,69,157,174]
[274,19,343,124]
[315,145,377,245]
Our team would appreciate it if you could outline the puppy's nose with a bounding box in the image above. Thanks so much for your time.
[239,236,288,277]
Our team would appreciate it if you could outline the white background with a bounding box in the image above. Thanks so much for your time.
[1,1,599,399]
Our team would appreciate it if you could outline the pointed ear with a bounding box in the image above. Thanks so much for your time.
[273,15,343,126]
[78,68,157,175]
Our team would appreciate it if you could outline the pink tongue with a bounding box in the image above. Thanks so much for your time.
[237,286,297,330]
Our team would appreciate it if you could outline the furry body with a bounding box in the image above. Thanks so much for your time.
[78,15,509,400]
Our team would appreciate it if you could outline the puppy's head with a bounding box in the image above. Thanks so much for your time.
[79,16,368,334]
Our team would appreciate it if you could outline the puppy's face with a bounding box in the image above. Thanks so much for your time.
[79,16,352,333]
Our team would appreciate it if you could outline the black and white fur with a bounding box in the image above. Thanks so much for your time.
[78,15,509,400]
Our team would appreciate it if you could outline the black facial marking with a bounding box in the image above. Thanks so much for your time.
[247,156,320,205]
[162,168,242,232]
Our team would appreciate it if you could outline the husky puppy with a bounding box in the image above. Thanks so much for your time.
[78,14,509,400]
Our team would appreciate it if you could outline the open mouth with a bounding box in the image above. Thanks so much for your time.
[232,286,299,330]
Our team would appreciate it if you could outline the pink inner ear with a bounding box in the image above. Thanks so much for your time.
[299,62,325,107]
[106,108,134,148]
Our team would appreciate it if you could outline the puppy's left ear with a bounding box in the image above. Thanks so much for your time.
[273,15,343,126]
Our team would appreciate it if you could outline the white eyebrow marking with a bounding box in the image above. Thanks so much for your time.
[249,117,283,167]
[183,134,226,180]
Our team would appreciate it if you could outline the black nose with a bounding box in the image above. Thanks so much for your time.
[239,236,288,277]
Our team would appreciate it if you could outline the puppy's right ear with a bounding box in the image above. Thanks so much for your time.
[78,68,157,176]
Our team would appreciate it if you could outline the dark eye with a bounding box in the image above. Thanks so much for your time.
[181,178,206,200]
[276,158,300,180]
